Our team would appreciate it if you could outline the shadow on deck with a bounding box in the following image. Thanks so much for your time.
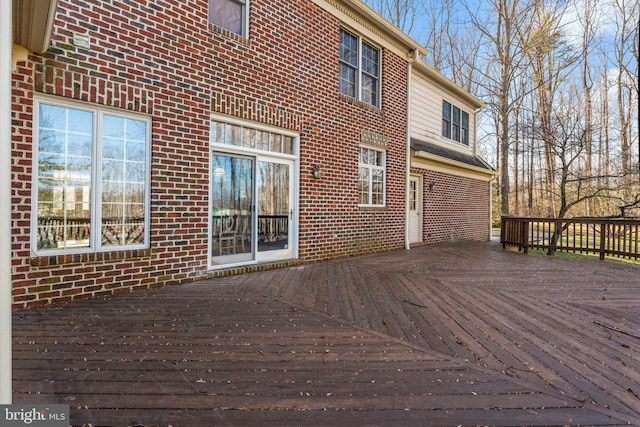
[13,240,640,426]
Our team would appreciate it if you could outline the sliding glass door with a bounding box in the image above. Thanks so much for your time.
[257,158,291,261]
[210,153,294,267]
[211,154,254,264]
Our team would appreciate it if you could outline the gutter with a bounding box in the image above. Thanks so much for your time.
[405,50,416,250]
[413,150,496,178]
[342,0,426,56]
[310,0,426,58]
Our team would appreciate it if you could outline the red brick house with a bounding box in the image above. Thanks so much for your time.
[9,0,491,309]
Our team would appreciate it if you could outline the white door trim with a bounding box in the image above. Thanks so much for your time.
[408,174,423,244]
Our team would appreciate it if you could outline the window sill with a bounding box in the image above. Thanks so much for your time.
[338,93,381,112]
[358,205,387,211]
[30,248,153,267]
[208,23,249,45]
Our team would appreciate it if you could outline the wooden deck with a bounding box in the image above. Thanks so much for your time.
[12,241,640,426]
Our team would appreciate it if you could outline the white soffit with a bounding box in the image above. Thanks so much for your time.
[311,0,425,59]
[13,0,58,54]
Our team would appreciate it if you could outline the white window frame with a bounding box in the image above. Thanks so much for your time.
[358,146,386,207]
[209,114,300,269]
[442,100,470,146]
[32,96,152,255]
[339,28,381,107]
[208,0,249,38]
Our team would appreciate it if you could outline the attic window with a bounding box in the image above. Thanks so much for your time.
[442,101,469,146]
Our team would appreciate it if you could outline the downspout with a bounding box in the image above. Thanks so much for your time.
[475,107,494,241]
[489,176,496,241]
[1,0,13,404]
[405,50,416,250]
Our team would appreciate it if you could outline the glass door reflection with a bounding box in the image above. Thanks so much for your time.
[211,154,253,264]
[257,159,292,260]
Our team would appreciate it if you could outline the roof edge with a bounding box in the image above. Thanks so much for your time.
[13,0,58,54]
[413,150,496,178]
[312,0,426,58]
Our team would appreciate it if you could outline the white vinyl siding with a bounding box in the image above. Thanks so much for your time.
[410,73,477,154]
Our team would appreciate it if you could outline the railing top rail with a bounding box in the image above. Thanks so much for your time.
[501,216,640,225]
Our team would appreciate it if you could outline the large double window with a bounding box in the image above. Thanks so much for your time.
[358,147,385,206]
[339,28,381,107]
[209,0,248,37]
[442,101,470,145]
[34,99,151,254]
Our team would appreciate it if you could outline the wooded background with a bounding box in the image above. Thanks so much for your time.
[365,0,639,221]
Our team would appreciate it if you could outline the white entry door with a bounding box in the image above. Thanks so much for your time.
[409,175,423,244]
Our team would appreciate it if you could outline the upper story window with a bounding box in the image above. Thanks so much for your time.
[339,28,381,107]
[358,146,386,206]
[209,0,248,37]
[442,100,469,145]
[34,99,151,254]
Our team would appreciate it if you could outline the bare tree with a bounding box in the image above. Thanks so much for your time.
[527,0,579,216]
[364,0,420,34]
[612,0,638,178]
[577,0,599,189]
[421,0,454,73]
[469,0,537,216]
[365,0,638,220]
[607,0,640,218]
[598,42,612,192]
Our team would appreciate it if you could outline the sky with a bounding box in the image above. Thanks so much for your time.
[362,0,639,167]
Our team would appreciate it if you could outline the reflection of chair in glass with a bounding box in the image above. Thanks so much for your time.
[218,215,238,255]
[235,215,249,252]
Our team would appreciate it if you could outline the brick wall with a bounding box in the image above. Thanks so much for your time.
[412,168,490,243]
[11,0,409,308]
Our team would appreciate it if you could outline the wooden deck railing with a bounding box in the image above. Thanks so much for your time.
[501,216,640,261]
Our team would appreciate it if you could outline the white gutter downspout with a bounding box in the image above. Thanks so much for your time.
[489,176,496,241]
[405,50,416,250]
[1,0,13,404]
[475,107,494,241]
[473,108,496,242]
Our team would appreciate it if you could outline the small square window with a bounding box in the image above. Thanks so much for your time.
[358,147,385,206]
[209,0,248,37]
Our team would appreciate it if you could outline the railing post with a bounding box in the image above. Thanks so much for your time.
[599,223,607,260]
[522,220,529,254]
[548,219,561,256]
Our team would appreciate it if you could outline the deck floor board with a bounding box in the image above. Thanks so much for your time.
[13,241,640,426]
